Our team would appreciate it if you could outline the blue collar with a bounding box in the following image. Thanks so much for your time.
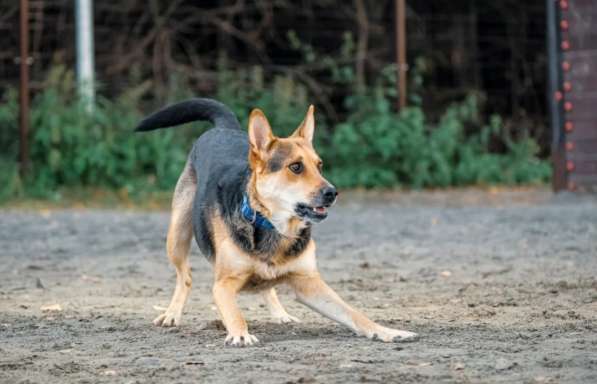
[241,194,275,230]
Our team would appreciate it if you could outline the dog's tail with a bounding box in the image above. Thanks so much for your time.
[135,98,241,132]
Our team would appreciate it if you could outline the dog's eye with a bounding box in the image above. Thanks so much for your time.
[317,161,323,172]
[288,162,304,174]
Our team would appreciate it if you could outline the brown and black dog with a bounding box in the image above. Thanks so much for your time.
[136,98,417,346]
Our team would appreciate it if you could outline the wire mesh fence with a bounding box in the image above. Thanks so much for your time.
[1,0,549,148]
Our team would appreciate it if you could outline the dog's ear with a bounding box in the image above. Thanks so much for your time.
[248,109,274,152]
[292,105,315,143]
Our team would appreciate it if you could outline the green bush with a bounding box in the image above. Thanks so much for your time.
[327,92,550,188]
[1,66,192,199]
[0,64,550,202]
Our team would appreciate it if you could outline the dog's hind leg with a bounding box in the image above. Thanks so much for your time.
[262,288,300,323]
[154,161,197,327]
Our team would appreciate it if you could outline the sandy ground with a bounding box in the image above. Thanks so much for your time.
[0,188,596,384]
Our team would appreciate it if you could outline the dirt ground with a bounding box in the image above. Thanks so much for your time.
[1,188,596,384]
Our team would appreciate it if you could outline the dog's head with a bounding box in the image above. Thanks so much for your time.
[247,106,337,226]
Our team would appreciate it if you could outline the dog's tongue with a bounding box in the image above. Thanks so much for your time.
[314,206,327,214]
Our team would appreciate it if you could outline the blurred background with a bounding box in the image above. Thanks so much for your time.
[3,4,597,383]
[1,0,588,203]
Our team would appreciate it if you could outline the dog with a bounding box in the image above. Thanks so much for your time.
[136,98,417,346]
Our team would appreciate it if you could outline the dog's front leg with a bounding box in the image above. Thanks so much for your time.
[289,273,417,342]
[212,276,258,346]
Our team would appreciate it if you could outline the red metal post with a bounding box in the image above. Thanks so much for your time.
[395,0,407,111]
[19,0,30,174]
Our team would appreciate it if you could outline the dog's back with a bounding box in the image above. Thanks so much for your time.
[136,98,250,257]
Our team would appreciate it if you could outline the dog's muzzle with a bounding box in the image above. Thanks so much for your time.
[295,186,338,222]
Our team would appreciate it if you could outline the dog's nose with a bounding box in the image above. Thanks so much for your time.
[321,186,338,204]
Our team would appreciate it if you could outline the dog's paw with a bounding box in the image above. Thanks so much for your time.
[224,331,259,347]
[371,327,419,343]
[153,310,182,327]
[389,329,419,342]
[272,314,301,324]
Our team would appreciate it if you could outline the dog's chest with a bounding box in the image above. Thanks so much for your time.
[230,220,312,262]
[242,267,288,292]
[240,243,317,292]
[240,256,295,291]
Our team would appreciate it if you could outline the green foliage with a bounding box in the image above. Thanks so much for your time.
[0,63,550,202]
[328,92,550,188]
[0,89,23,199]
[1,66,192,200]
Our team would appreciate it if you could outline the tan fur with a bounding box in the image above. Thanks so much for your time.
[261,288,300,323]
[211,213,317,287]
[211,214,416,344]
[154,106,418,346]
[288,273,414,342]
[153,161,197,327]
[291,105,315,142]
[276,139,323,187]
[247,136,325,237]
[210,213,315,345]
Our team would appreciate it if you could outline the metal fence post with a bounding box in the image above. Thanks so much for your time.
[395,0,407,111]
[19,0,30,174]
[75,0,95,110]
